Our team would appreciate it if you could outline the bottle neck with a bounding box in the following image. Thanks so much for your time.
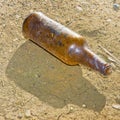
[79,47,111,75]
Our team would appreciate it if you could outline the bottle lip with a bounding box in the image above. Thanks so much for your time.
[103,64,112,75]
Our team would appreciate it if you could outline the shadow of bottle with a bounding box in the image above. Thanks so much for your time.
[6,40,106,112]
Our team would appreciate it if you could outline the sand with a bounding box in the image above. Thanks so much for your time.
[0,0,120,120]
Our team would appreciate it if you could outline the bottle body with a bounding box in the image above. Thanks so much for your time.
[22,12,111,75]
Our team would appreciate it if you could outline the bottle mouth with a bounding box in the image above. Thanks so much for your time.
[103,64,112,75]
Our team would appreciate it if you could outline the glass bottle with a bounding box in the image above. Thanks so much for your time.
[22,12,111,75]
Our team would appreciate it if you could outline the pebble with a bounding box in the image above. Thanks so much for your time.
[112,104,120,110]
[16,14,21,19]
[67,106,74,113]
[25,110,31,118]
[70,106,73,110]
[113,3,119,11]
[13,38,18,41]
[18,113,23,119]
[106,19,112,22]
[76,6,83,12]
[82,104,87,108]
[2,24,6,27]
[35,74,41,78]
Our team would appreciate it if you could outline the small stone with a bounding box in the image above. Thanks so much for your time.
[25,110,31,118]
[35,74,41,78]
[16,15,20,19]
[76,6,83,12]
[67,106,74,114]
[2,24,6,27]
[113,3,119,11]
[70,106,73,110]
[13,38,18,41]
[18,113,22,119]
[106,19,112,22]
[82,104,87,108]
[112,104,120,110]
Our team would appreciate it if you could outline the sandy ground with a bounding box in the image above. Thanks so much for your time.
[0,0,120,120]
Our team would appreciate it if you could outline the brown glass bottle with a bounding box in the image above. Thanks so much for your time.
[22,12,111,75]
